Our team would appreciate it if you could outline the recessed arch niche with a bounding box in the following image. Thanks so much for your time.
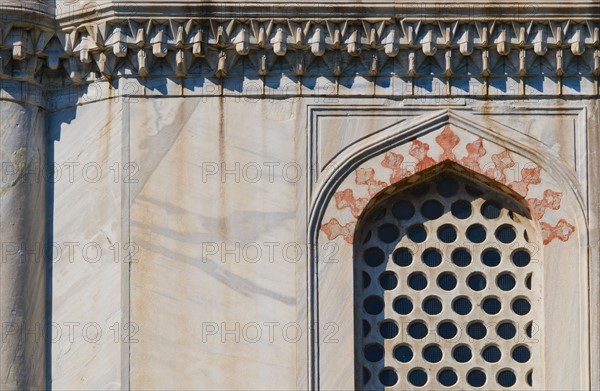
[354,163,542,390]
[308,119,588,390]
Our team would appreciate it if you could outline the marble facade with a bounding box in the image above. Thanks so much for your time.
[0,0,599,389]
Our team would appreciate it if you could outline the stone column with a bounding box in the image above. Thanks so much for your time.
[0,4,52,388]
[0,93,47,390]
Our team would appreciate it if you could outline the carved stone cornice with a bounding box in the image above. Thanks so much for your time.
[53,2,600,24]
[1,15,599,100]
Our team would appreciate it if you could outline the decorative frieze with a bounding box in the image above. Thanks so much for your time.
[0,18,599,97]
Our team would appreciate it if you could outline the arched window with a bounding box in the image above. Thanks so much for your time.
[355,168,541,389]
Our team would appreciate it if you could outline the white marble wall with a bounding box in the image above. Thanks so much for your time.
[49,101,126,390]
[128,97,299,389]
[48,96,600,389]
[50,97,303,389]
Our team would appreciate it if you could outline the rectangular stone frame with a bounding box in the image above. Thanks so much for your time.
[299,101,598,390]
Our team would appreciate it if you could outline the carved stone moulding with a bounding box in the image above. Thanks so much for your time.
[0,17,599,99]
[308,107,591,390]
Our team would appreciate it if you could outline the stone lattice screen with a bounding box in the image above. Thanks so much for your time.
[354,170,541,390]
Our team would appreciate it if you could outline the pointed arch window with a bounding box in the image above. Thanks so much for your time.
[355,167,542,390]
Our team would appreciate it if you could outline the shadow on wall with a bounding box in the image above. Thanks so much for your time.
[44,107,63,390]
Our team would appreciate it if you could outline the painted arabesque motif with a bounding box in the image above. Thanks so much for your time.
[321,125,575,245]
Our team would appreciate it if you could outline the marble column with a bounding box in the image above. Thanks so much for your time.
[0,97,47,390]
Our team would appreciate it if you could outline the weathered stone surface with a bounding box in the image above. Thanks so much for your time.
[128,98,298,389]
[49,101,125,390]
[43,96,598,390]
[0,1,599,390]
[0,101,47,390]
